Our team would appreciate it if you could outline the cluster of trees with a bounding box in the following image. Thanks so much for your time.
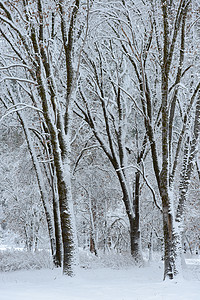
[0,0,199,280]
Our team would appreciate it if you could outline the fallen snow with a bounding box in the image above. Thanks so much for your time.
[0,261,200,300]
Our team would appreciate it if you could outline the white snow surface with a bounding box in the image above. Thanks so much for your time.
[0,260,200,300]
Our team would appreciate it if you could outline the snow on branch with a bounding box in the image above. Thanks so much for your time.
[116,164,162,212]
[0,64,32,71]
[0,103,42,123]
[109,79,145,118]
[0,77,36,85]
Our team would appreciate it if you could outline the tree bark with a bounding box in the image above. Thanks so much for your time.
[174,91,200,265]
[130,171,142,262]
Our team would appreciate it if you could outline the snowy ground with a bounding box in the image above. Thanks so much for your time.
[0,259,200,300]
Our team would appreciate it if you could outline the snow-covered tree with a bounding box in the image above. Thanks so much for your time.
[76,0,200,279]
[0,0,90,275]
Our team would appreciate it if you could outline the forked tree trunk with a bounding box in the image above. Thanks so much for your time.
[159,0,190,280]
[0,0,79,275]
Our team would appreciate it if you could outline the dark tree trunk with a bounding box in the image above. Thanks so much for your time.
[116,169,143,262]
[129,217,142,262]
[36,67,76,276]
[130,171,142,262]
[52,189,63,267]
[90,234,98,256]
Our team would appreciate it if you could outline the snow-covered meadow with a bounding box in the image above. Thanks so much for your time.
[0,250,200,300]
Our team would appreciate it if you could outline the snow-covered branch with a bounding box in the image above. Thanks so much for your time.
[0,77,36,85]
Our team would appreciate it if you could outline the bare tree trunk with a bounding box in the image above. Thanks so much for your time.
[89,194,98,256]
[174,91,200,265]
[52,181,63,267]
[116,169,143,262]
[158,0,191,280]
[130,170,142,262]
[32,2,77,274]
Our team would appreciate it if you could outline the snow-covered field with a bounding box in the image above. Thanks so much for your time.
[0,259,200,300]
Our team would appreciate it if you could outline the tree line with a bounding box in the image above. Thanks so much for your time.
[0,0,199,280]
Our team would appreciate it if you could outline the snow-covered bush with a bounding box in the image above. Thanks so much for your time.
[0,250,52,272]
[79,248,140,270]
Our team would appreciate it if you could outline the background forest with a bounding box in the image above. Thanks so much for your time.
[0,0,199,281]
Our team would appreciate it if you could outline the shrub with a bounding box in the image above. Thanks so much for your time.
[0,249,52,272]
